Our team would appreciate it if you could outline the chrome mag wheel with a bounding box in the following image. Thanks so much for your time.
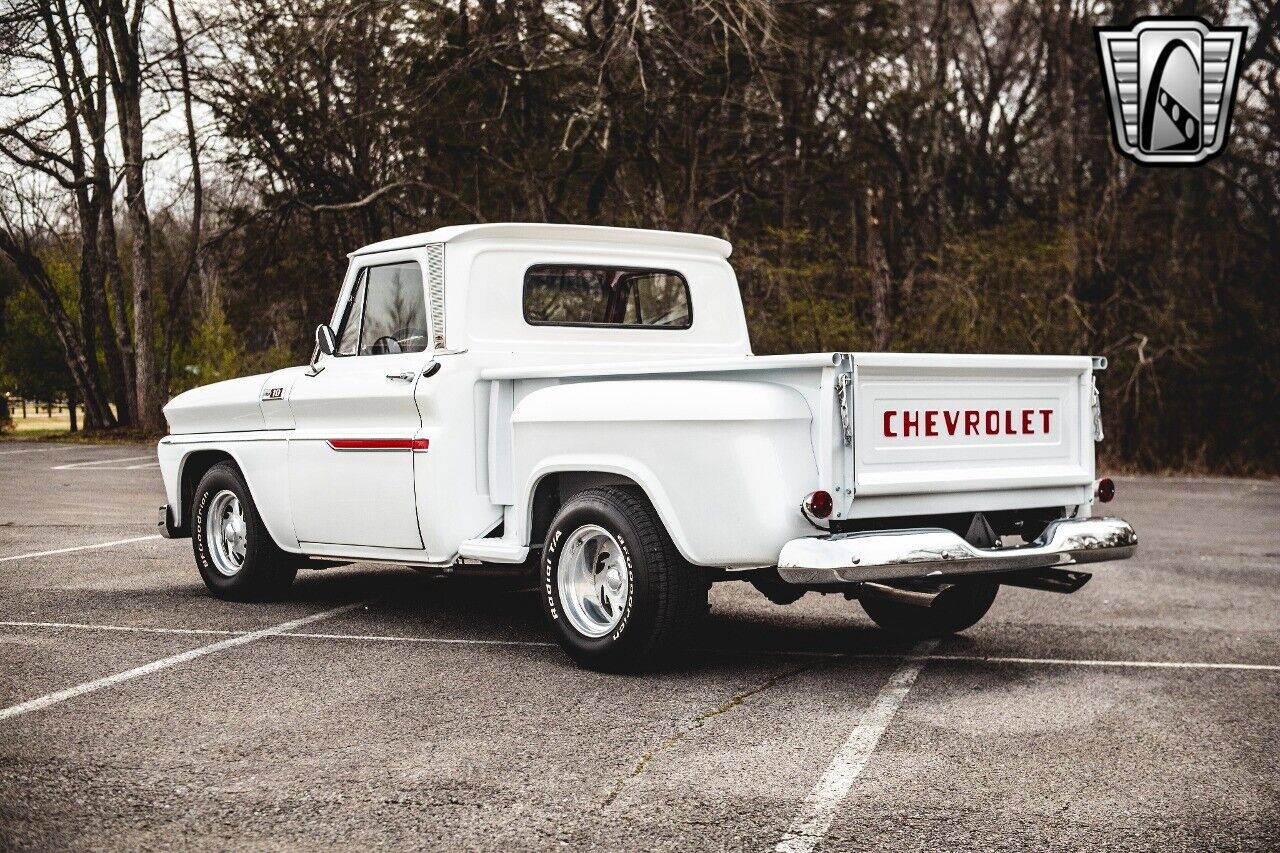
[557,524,630,638]
[206,489,248,577]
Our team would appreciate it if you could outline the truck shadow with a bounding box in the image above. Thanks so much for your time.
[282,565,969,664]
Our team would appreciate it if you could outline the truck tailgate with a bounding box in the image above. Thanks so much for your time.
[840,353,1098,514]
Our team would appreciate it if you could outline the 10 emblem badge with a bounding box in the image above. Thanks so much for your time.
[1095,17,1247,165]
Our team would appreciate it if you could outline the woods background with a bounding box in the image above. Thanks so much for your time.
[0,0,1277,473]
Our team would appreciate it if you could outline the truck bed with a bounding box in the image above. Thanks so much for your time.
[482,351,1101,528]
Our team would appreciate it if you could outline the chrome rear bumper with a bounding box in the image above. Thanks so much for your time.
[776,516,1136,585]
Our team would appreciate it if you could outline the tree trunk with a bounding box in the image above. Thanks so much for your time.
[1046,0,1078,285]
[100,0,163,430]
[124,120,163,431]
[100,196,137,424]
[159,0,202,400]
[91,29,137,426]
[866,188,892,351]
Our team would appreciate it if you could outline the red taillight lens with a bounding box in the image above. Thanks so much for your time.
[1095,477,1115,503]
[803,490,833,519]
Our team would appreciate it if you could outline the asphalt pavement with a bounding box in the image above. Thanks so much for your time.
[0,441,1276,851]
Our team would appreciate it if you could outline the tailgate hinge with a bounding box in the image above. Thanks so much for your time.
[1090,375,1104,441]
[835,371,853,447]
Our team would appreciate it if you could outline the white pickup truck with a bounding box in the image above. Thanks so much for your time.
[158,223,1135,670]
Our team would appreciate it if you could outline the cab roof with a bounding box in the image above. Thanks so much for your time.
[349,223,732,259]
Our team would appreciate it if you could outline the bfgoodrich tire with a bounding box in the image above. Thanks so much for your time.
[192,462,297,600]
[860,581,998,639]
[541,487,707,672]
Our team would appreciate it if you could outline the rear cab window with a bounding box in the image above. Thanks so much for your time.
[523,265,692,329]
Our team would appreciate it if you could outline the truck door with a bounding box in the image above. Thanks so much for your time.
[287,257,430,549]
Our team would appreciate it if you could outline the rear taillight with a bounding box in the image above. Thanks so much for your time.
[1094,477,1115,503]
[802,490,833,520]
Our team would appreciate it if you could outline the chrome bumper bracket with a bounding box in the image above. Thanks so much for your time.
[157,504,187,539]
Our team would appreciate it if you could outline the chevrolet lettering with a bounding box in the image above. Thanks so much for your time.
[883,408,1054,438]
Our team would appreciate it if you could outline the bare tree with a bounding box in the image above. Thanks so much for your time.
[0,0,117,426]
[87,0,164,429]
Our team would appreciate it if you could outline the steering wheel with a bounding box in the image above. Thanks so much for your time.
[369,335,403,355]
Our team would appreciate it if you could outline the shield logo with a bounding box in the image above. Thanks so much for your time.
[1095,17,1247,165]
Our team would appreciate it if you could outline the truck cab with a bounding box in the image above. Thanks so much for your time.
[157,224,1135,671]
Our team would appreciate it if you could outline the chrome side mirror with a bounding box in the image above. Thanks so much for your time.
[308,324,337,376]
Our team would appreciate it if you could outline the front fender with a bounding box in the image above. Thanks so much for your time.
[158,435,298,551]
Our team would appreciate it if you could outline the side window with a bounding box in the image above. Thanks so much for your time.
[523,265,692,329]
[333,261,430,356]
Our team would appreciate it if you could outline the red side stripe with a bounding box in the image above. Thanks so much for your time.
[327,439,429,452]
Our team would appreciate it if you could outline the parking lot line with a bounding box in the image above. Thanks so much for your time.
[0,535,161,563]
[929,652,1280,672]
[285,631,557,647]
[51,455,156,470]
[775,640,938,853]
[0,601,367,723]
[0,620,237,636]
[2,619,1278,672]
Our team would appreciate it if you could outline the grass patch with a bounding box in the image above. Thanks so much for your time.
[0,427,163,444]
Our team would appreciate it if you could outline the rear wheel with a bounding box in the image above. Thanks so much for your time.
[541,486,707,672]
[192,462,297,600]
[860,581,998,639]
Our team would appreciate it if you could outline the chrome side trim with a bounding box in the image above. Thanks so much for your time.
[776,516,1136,585]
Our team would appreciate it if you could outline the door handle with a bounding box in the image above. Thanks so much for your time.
[386,371,416,382]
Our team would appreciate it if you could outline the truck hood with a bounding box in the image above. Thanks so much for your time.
[164,373,270,435]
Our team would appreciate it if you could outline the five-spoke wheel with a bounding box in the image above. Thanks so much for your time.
[205,490,248,577]
[541,486,707,671]
[192,461,296,600]
[556,525,631,638]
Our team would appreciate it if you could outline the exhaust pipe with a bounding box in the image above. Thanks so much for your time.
[995,567,1092,594]
[856,581,941,608]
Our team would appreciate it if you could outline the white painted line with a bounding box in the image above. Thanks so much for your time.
[747,650,1280,673]
[0,620,237,637]
[929,653,1280,672]
[775,640,938,853]
[0,601,367,723]
[283,631,556,647]
[0,535,162,563]
[52,455,155,470]
[0,447,61,455]
[2,619,1276,673]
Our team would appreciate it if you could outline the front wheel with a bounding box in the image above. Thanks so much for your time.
[192,462,297,600]
[859,581,998,639]
[541,487,707,672]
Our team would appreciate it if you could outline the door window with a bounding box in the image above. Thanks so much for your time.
[334,262,430,355]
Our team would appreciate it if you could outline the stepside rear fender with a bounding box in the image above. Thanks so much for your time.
[508,379,818,568]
